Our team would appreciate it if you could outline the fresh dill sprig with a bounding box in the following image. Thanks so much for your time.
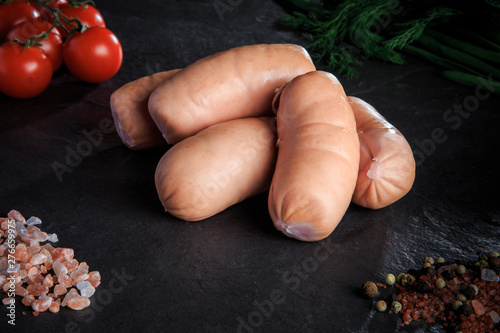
[278,0,500,80]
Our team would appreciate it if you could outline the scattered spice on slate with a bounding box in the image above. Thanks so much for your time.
[365,250,500,332]
[362,281,379,298]
[0,210,101,314]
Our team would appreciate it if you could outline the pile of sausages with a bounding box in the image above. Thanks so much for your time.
[110,44,415,242]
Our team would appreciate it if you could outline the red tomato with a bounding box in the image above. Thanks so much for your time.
[31,0,67,22]
[57,4,105,38]
[7,19,63,71]
[0,1,40,41]
[0,42,53,99]
[63,27,122,83]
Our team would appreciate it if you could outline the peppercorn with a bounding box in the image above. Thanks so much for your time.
[425,266,436,277]
[435,278,446,289]
[457,294,467,302]
[475,259,489,270]
[422,262,432,269]
[401,274,416,286]
[375,300,387,312]
[436,257,445,264]
[490,256,500,267]
[451,300,463,311]
[489,251,499,258]
[442,269,455,280]
[416,281,430,293]
[456,264,466,275]
[384,273,395,286]
[464,284,479,299]
[424,257,434,265]
[462,301,474,316]
[362,281,378,298]
[391,301,402,313]
[396,273,405,284]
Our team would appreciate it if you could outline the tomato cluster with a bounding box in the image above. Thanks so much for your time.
[0,0,122,99]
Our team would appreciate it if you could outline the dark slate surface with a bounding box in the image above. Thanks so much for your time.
[1,1,499,332]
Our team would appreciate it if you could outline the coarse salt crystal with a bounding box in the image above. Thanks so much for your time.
[67,296,90,310]
[76,281,95,298]
[52,261,68,277]
[48,301,60,313]
[46,233,58,243]
[31,296,52,312]
[27,284,49,297]
[2,297,14,305]
[53,284,67,296]
[61,288,79,307]
[26,216,42,226]
[29,253,47,265]
[481,268,499,282]
[16,222,28,237]
[491,311,500,324]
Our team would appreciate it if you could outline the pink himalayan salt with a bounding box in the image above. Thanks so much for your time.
[31,296,52,312]
[471,300,485,316]
[67,296,90,310]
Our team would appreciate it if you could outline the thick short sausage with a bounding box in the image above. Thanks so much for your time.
[110,69,181,150]
[348,96,416,209]
[148,44,315,144]
[155,117,277,221]
[268,71,360,242]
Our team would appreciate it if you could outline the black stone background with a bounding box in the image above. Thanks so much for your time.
[1,1,499,332]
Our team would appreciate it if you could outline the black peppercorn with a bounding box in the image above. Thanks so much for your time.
[425,267,436,277]
[416,281,430,293]
[462,302,474,316]
[442,269,455,280]
[464,284,479,299]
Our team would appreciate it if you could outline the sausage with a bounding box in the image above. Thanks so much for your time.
[268,71,359,242]
[110,69,181,150]
[348,96,416,209]
[148,44,315,144]
[155,117,277,221]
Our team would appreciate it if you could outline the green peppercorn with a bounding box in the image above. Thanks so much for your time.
[489,251,499,258]
[456,264,466,275]
[475,259,489,270]
[422,262,432,269]
[451,300,463,311]
[435,278,446,289]
[385,273,396,286]
[375,300,387,312]
[401,274,416,286]
[362,281,378,298]
[391,301,402,313]
[424,257,434,265]
[396,273,405,284]
[457,294,467,302]
[436,257,445,264]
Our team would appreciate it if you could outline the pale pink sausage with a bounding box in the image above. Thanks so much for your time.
[348,96,416,209]
[268,71,359,242]
[148,44,315,144]
[110,69,181,150]
[155,117,277,221]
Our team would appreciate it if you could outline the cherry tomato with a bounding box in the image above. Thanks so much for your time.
[0,1,40,41]
[63,27,122,83]
[0,42,53,99]
[7,19,63,71]
[31,0,67,22]
[57,4,105,38]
